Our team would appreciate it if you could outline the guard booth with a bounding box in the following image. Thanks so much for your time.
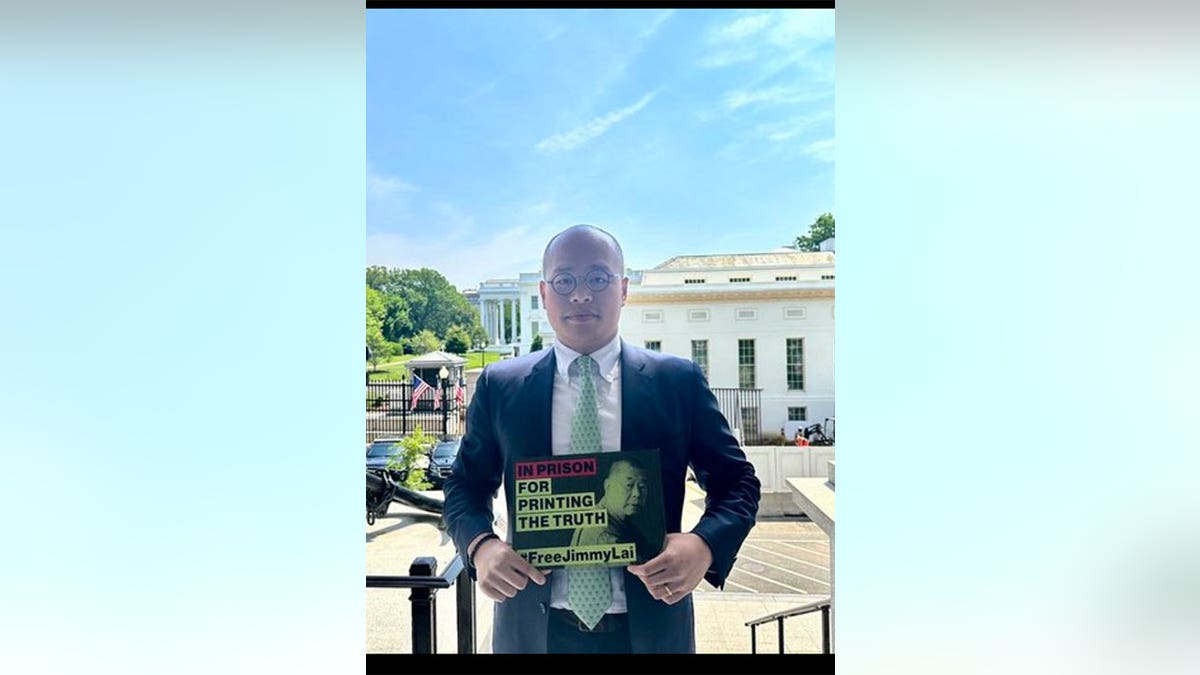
[405,351,468,411]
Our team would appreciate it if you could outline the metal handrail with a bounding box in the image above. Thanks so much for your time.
[366,554,475,654]
[366,554,463,589]
[745,596,831,654]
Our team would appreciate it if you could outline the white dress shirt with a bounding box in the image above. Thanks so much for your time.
[547,334,627,614]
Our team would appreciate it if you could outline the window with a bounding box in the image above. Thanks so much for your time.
[531,321,538,337]
[738,339,756,389]
[729,277,751,283]
[786,338,805,390]
[775,275,797,282]
[644,340,662,352]
[788,407,807,422]
[691,340,709,379]
[642,310,663,323]
[740,406,761,442]
[531,294,539,310]
[784,307,807,320]
[736,308,757,321]
[688,309,710,322]
[684,278,706,284]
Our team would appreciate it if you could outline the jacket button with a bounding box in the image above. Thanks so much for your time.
[538,602,547,614]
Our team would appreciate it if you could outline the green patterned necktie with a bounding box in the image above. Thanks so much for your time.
[567,354,612,630]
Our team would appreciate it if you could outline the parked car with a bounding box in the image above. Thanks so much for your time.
[425,436,462,489]
[366,438,430,483]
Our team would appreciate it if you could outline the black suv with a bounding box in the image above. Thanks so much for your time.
[425,437,462,489]
[366,438,431,482]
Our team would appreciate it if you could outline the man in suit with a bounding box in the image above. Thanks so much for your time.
[443,224,761,654]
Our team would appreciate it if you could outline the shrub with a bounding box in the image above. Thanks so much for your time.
[385,425,434,490]
[409,329,442,355]
[444,325,472,354]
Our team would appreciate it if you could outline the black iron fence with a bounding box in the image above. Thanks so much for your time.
[366,554,475,654]
[711,387,764,444]
[367,379,462,442]
[367,383,760,444]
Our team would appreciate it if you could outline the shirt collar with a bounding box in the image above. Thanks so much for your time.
[552,333,622,383]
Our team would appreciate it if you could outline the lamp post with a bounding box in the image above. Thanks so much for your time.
[439,365,449,436]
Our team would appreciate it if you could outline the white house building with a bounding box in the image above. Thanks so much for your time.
[473,246,835,440]
[473,279,523,352]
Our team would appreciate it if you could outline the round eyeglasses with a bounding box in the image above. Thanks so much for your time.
[545,270,620,295]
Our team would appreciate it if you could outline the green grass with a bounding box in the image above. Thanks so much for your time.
[366,351,502,381]
[462,352,503,369]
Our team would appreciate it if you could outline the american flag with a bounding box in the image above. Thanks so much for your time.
[454,377,465,406]
[410,374,431,410]
[433,379,443,411]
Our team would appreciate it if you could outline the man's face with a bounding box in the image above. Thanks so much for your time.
[604,463,648,519]
[539,230,628,355]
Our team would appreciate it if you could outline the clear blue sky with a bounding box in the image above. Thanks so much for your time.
[367,9,834,290]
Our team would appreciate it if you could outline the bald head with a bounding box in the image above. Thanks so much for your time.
[541,224,624,278]
[537,223,629,354]
[602,458,648,519]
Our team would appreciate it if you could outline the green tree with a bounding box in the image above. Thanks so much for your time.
[794,212,835,252]
[444,325,472,354]
[385,425,433,490]
[366,266,405,295]
[409,329,442,355]
[381,294,412,342]
[366,287,387,368]
[530,334,543,352]
[368,267,486,342]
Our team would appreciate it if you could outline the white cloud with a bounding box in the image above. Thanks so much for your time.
[535,91,658,153]
[637,9,676,40]
[754,112,834,142]
[710,13,773,42]
[702,10,834,105]
[527,202,555,216]
[589,12,674,102]
[366,167,418,198]
[802,138,835,163]
[724,85,825,111]
[768,9,835,47]
[697,48,758,69]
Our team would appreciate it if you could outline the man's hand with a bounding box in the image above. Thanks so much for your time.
[626,532,713,605]
[473,538,546,602]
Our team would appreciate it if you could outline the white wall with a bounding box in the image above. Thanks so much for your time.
[620,297,835,436]
[741,445,835,492]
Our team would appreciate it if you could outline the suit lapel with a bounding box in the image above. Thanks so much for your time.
[518,348,556,460]
[620,340,654,451]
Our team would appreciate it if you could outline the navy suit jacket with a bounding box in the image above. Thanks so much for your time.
[443,341,761,653]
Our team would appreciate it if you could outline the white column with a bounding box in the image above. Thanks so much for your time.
[482,300,490,343]
[501,300,509,345]
[515,297,523,346]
